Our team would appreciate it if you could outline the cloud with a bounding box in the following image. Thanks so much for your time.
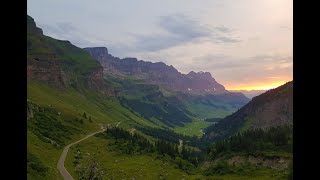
[188,53,292,85]
[40,22,76,36]
[213,36,240,43]
[158,14,211,39]
[127,14,240,52]
[185,54,293,86]
[214,26,232,33]
[192,54,292,70]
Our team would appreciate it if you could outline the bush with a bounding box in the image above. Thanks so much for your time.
[205,161,233,175]
[27,150,48,177]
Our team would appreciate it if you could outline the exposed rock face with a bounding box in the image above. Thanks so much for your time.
[204,81,293,141]
[27,54,68,88]
[27,16,112,95]
[84,47,229,95]
[84,66,106,93]
[186,71,226,94]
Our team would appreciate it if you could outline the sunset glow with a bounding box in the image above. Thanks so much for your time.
[227,81,289,91]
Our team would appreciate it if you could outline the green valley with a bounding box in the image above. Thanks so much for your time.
[27,13,293,180]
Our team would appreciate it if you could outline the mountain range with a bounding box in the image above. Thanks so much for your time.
[84,47,230,95]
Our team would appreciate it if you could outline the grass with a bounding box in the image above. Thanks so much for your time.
[27,81,157,129]
[27,131,63,180]
[65,133,288,180]
[185,101,237,119]
[27,81,158,179]
[66,136,184,179]
[173,118,214,137]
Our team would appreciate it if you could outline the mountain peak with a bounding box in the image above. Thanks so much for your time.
[84,47,109,55]
[27,15,43,35]
[187,71,213,80]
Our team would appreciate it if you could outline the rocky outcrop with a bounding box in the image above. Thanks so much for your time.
[27,54,69,88]
[84,66,113,95]
[84,47,230,95]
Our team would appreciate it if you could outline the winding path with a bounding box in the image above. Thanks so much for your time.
[57,125,106,180]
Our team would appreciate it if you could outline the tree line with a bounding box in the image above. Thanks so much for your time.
[207,125,293,159]
[97,127,202,168]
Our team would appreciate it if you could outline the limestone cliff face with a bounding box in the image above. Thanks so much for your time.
[27,53,68,88]
[84,47,230,95]
[84,66,110,94]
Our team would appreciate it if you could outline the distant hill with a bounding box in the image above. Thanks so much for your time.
[229,89,267,99]
[204,81,293,141]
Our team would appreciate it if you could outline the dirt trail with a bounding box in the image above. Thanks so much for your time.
[57,125,106,180]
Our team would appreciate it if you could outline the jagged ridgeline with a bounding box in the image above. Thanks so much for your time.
[84,47,236,96]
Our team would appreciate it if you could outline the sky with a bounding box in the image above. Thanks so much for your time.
[27,0,292,90]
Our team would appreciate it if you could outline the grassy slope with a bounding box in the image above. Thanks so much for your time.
[173,118,214,137]
[27,81,158,179]
[45,37,101,77]
[65,134,284,180]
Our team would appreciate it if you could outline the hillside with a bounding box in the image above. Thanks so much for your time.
[204,81,293,141]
